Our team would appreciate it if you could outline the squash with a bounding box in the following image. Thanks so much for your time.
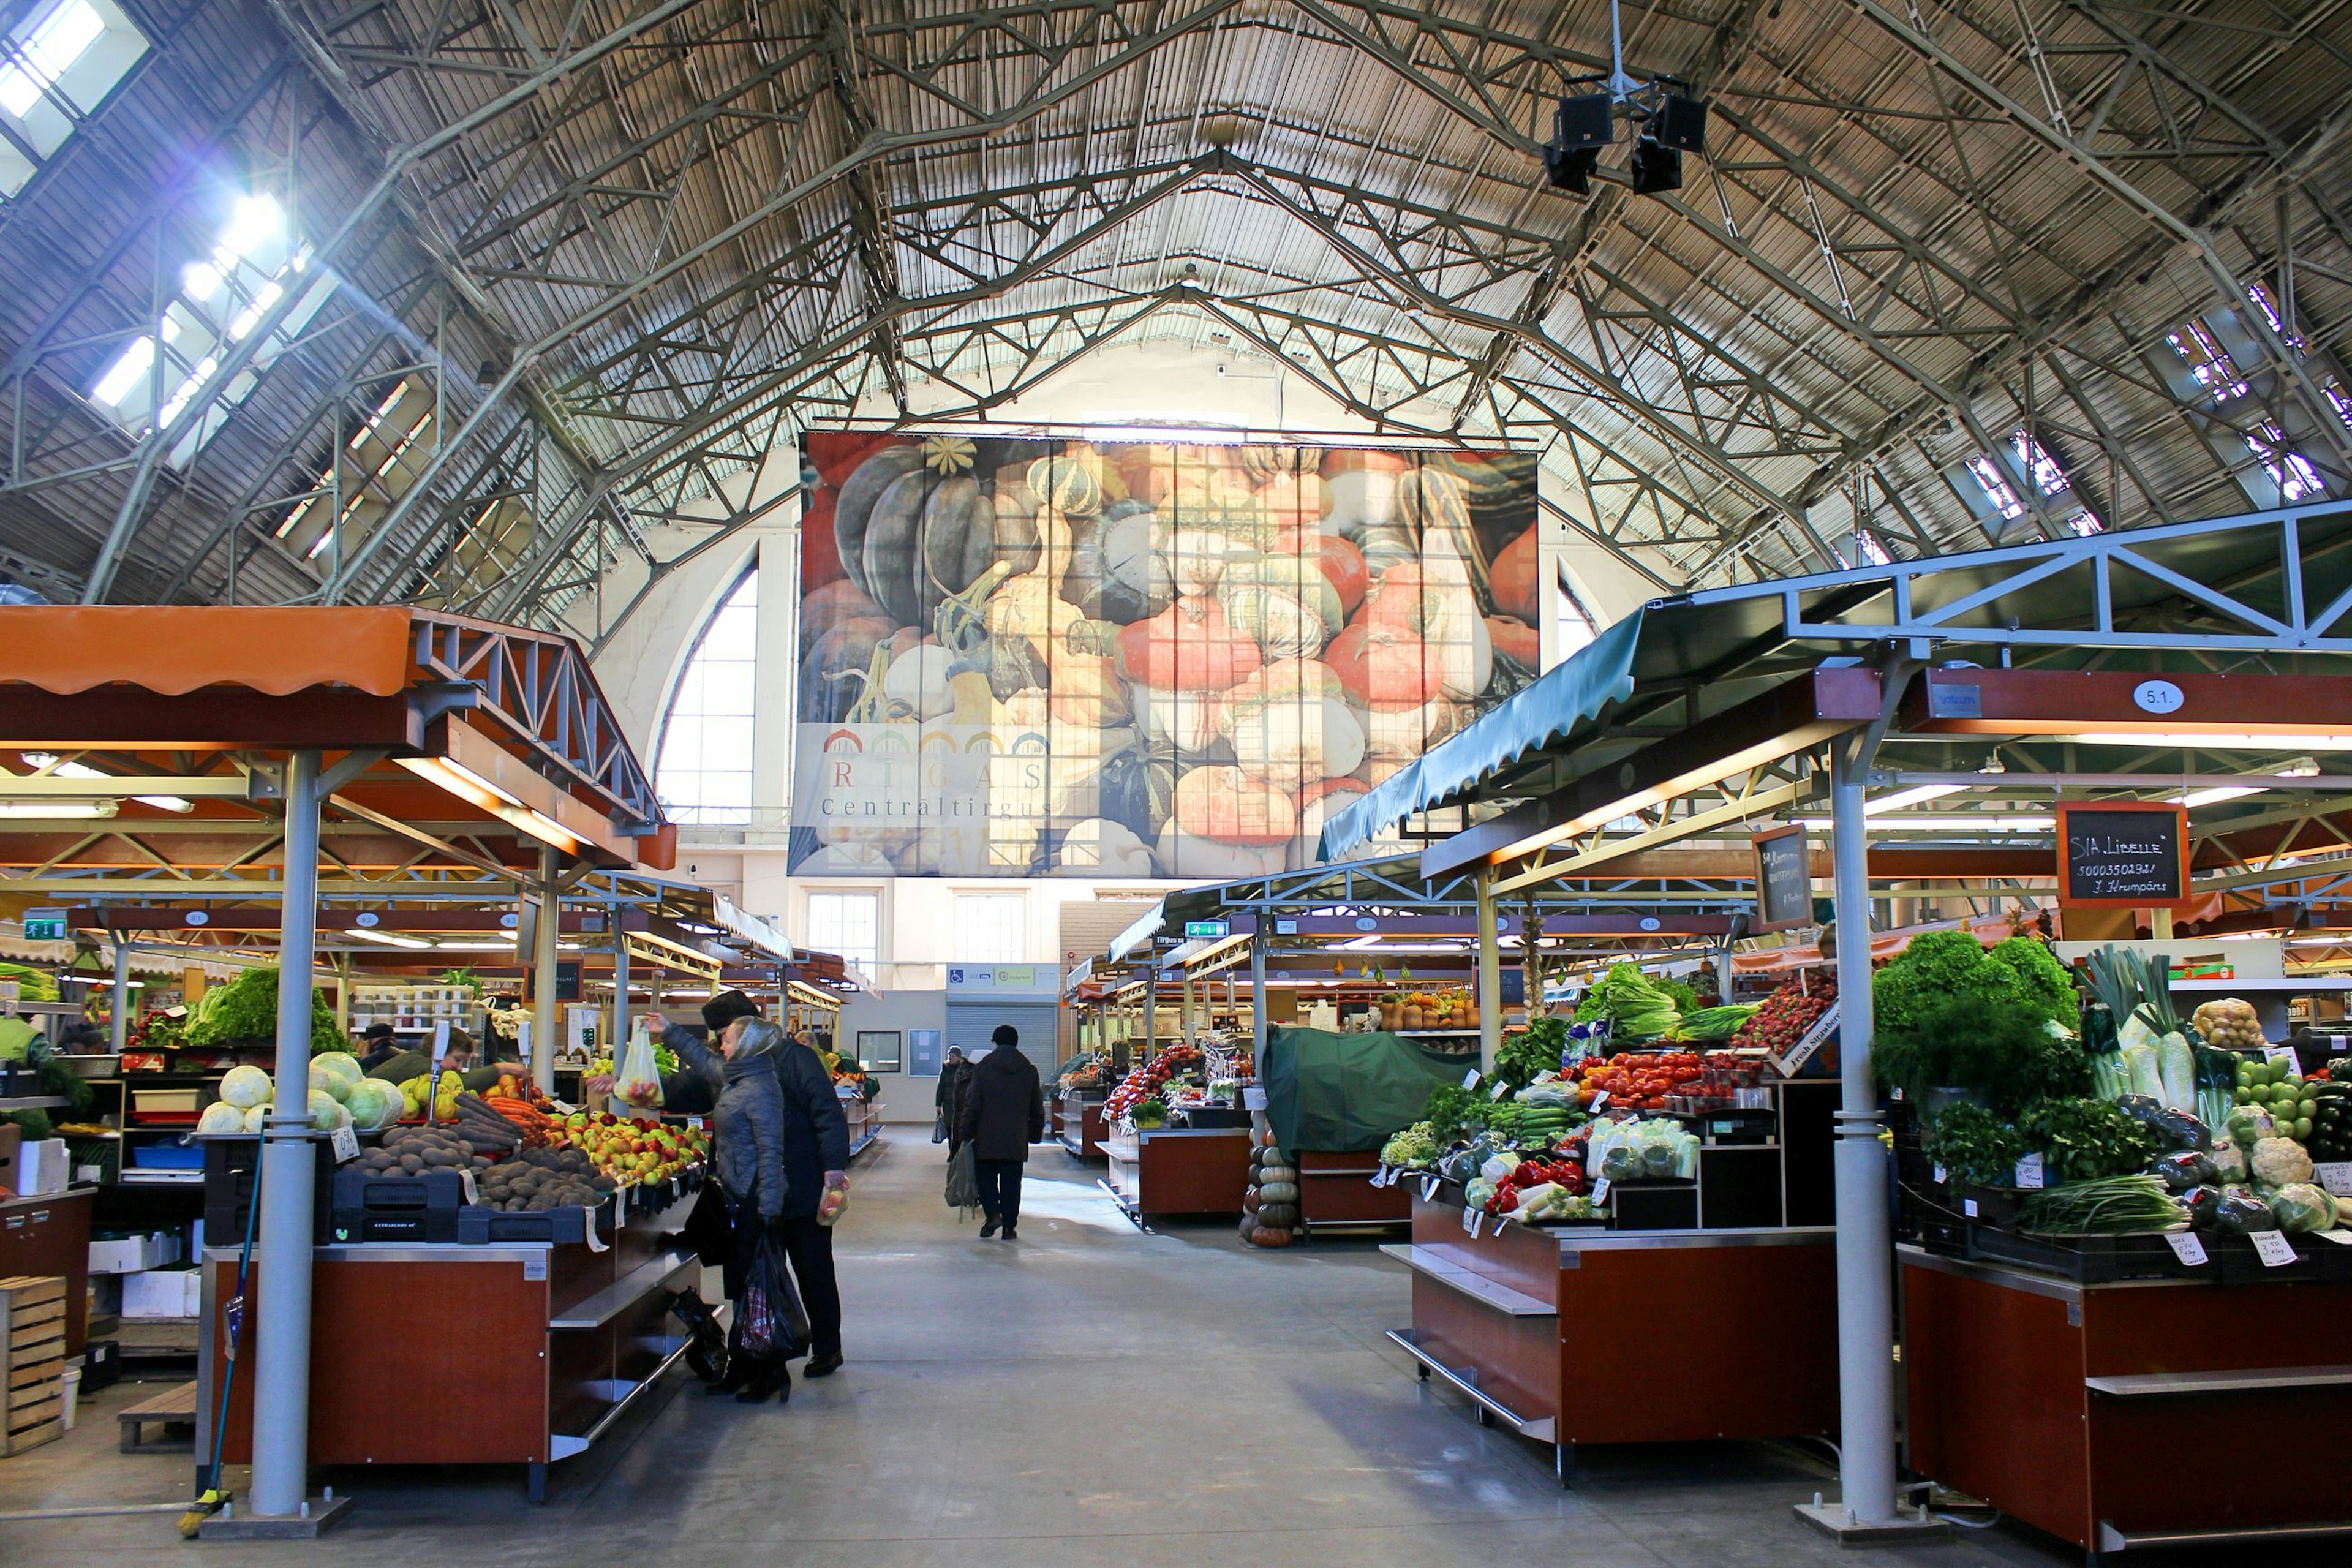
[1326,617,1443,710]
[1164,527,1248,598]
[1248,1225,1294,1247]
[831,443,926,603]
[1237,444,1321,484]
[1223,659,1364,782]
[1060,505,1174,625]
[1487,614,1540,673]
[1259,1164,1297,1184]
[1257,472,1329,531]
[1116,595,1263,691]
[1243,1190,1262,1214]
[1049,649,1131,728]
[1132,685,1227,753]
[1256,1201,1300,1228]
[880,638,955,720]
[1218,552,1343,660]
[1275,527,1369,618]
[1156,823,1287,878]
[798,613,896,722]
[862,470,997,628]
[1027,452,1104,516]
[1256,1180,1299,1205]
[1398,467,1493,611]
[1322,459,1408,539]
[1172,764,1295,845]
[1360,695,1463,761]
[1055,816,1155,875]
[1099,741,1179,844]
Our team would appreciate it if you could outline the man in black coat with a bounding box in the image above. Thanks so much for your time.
[935,1047,974,1157]
[956,1023,1044,1240]
[666,992,853,1378]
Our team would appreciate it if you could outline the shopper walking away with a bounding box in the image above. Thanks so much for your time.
[936,1047,971,1155]
[668,1014,793,1403]
[957,1023,1044,1239]
[665,992,852,1380]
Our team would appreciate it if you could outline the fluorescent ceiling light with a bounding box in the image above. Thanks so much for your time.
[0,799,118,818]
[433,940,519,951]
[2179,785,2261,808]
[349,928,431,949]
[397,754,583,854]
[2064,733,2352,751]
[1797,814,2056,832]
[22,753,192,812]
[1867,783,1961,814]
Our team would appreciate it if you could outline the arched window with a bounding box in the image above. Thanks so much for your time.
[654,567,758,825]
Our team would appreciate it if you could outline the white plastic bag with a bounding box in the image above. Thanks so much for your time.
[613,1019,663,1110]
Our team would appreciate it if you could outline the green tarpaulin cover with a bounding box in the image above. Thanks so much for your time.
[1260,1026,1469,1153]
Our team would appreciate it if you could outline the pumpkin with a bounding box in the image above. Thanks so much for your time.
[1098,741,1180,843]
[1321,448,1413,479]
[1339,560,1491,701]
[1323,464,1406,540]
[1489,523,1542,624]
[1223,659,1364,782]
[1326,618,1444,710]
[1027,452,1104,516]
[1256,1201,1301,1228]
[1173,764,1295,845]
[1237,444,1317,484]
[1259,1164,1297,1185]
[861,470,999,628]
[880,638,954,720]
[1218,552,1343,660]
[1360,695,1463,760]
[1240,1210,1261,1240]
[1297,777,1370,846]
[1132,685,1227,753]
[798,613,896,721]
[1116,595,1262,691]
[1243,1190,1262,1215]
[1487,613,1539,671]
[802,575,888,633]
[831,443,925,603]
[1256,1180,1299,1205]
[1275,527,1369,618]
[1249,1225,1294,1247]
[1049,648,1131,728]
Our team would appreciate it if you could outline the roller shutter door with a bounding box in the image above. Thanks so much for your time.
[945,1001,1060,1090]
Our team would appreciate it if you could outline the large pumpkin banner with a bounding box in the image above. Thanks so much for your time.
[791,434,1542,878]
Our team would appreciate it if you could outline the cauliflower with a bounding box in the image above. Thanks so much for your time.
[2250,1136,2315,1188]
[2208,1139,2249,1183]
[1379,1121,1439,1169]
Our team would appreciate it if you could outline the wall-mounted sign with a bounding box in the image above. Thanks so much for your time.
[1183,919,1230,939]
[2056,802,2187,908]
[20,908,66,941]
[1751,824,1812,932]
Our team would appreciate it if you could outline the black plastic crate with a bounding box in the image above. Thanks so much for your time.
[1609,1179,1698,1231]
[329,1167,462,1243]
[457,1204,588,1245]
[1967,1224,2196,1283]
[202,1135,333,1246]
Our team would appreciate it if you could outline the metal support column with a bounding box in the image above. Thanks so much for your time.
[533,845,560,1095]
[610,903,630,1056]
[1475,868,1501,1074]
[1250,933,1268,1061]
[249,749,322,1521]
[108,941,131,1055]
[1182,970,1197,1041]
[1828,737,1896,1526]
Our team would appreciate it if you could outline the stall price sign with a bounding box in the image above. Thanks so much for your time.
[2316,1162,2352,1197]
[329,1125,360,1164]
[2013,1152,2045,1190]
[1750,824,1813,933]
[1462,1206,1482,1238]
[2055,802,2188,908]
[1589,1177,1611,1207]
[1768,1000,1839,1079]
[1420,1175,1439,1202]
[1461,1068,1481,1091]
[2248,1229,2299,1268]
[2263,1044,2301,1071]
[2164,1231,2208,1266]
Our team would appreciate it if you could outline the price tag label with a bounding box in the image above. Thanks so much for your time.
[2263,1044,2300,1069]
[1373,1165,1391,1188]
[1461,1205,1480,1237]
[2249,1229,2298,1268]
[1242,1085,1268,1111]
[1461,1068,1481,1091]
[1931,1164,1947,1186]
[1590,1177,1611,1207]
[1962,1197,1979,1218]
[2164,1231,2208,1266]
[2014,1152,2045,1191]
[2313,1229,2352,1246]
[460,1169,480,1206]
[1586,1090,1609,1112]
[329,1124,360,1164]
[1420,1176,1439,1203]
[685,1115,705,1131]
[1488,1080,1512,1101]
[2316,1162,2352,1197]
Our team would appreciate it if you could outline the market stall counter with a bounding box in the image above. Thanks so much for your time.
[1058,1089,1109,1159]
[1383,1186,1838,1482]
[1902,1245,2352,1558]
[1100,1125,1254,1226]
[197,1180,701,1502]
[0,1188,91,1355]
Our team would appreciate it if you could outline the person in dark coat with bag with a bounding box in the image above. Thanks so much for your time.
[956,1023,1044,1239]
[666,992,852,1379]
[935,1047,973,1156]
[669,1014,793,1403]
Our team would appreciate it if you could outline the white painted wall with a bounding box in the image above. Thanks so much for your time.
[839,989,948,1125]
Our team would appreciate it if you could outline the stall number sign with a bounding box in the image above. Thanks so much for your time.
[2056,802,2187,908]
[20,908,66,941]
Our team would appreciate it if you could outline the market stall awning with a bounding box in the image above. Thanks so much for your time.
[1321,499,2352,862]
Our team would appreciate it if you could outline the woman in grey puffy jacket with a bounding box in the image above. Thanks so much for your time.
[670,1015,791,1401]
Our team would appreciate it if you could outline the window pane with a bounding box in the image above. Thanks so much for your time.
[952,893,1026,963]
[654,569,759,824]
[807,891,879,972]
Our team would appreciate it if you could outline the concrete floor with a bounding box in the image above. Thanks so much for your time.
[0,1127,2338,1566]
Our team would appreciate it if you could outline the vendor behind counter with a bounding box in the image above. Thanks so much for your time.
[365,1027,507,1094]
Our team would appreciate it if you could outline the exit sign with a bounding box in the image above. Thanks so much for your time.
[21,908,66,941]
[1183,920,1229,939]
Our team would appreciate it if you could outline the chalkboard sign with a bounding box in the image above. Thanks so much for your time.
[1751,824,1813,932]
[2056,802,2187,907]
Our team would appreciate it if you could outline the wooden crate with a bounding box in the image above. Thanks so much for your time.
[1,1277,66,1456]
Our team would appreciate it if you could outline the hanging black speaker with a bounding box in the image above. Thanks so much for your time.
[1553,93,1615,151]
[1630,139,1683,195]
[1544,144,1600,194]
[1655,93,1708,153]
